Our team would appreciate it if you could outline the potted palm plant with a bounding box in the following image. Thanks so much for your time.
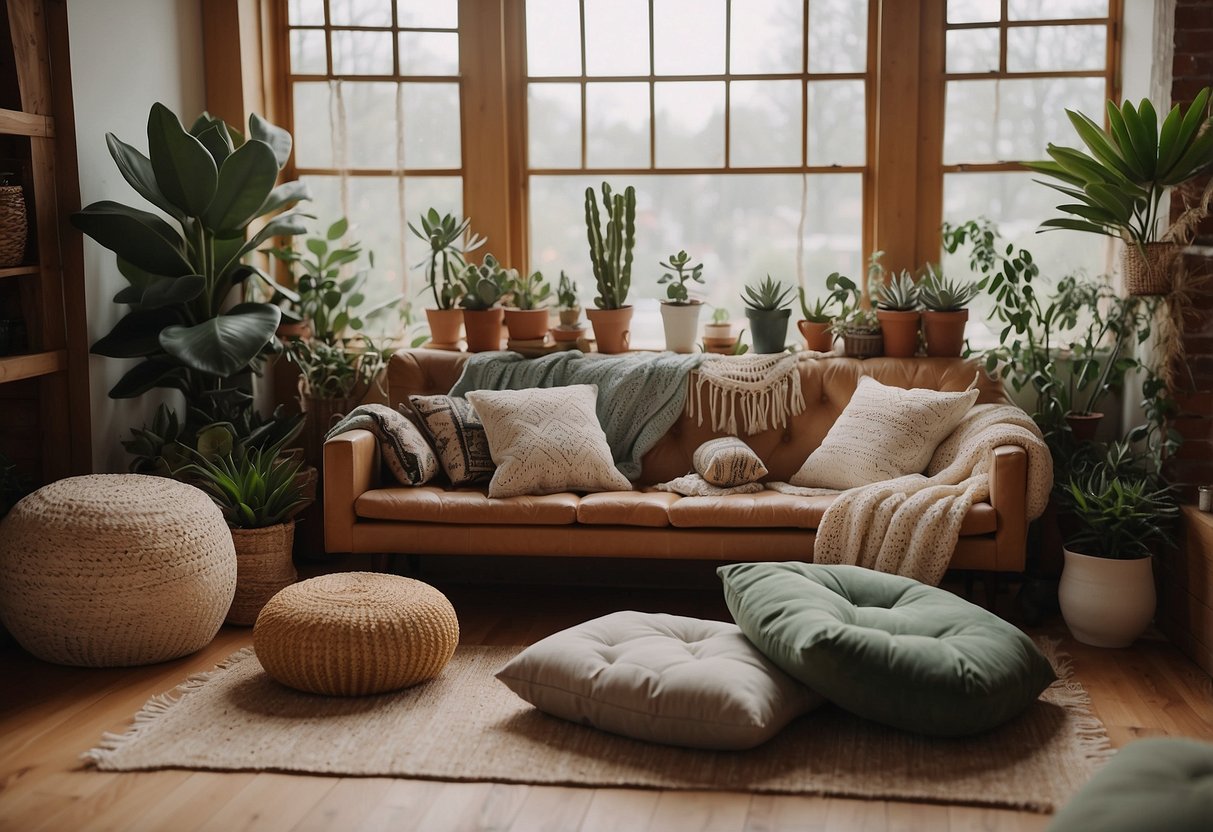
[1028,88,1213,295]
[742,275,795,354]
[872,267,921,358]
[458,254,512,352]
[409,209,484,347]
[504,270,553,341]
[1058,467,1177,648]
[584,181,636,354]
[657,249,706,353]
[919,266,982,357]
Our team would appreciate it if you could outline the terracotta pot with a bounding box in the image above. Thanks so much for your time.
[586,306,633,354]
[462,307,505,352]
[425,307,464,348]
[504,307,551,341]
[1065,411,1104,443]
[659,301,702,353]
[704,322,734,341]
[559,307,582,327]
[797,320,834,353]
[921,309,969,357]
[1121,241,1179,296]
[227,522,297,626]
[842,330,883,358]
[551,325,584,343]
[876,309,921,358]
[745,308,791,354]
[1059,548,1155,648]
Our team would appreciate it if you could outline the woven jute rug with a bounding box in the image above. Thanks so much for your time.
[84,641,1111,813]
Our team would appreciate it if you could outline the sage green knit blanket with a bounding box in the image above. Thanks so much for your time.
[450,350,707,480]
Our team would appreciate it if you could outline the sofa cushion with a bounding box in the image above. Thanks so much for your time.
[408,395,494,486]
[495,610,822,750]
[693,437,768,486]
[577,490,680,527]
[669,491,833,529]
[719,562,1057,736]
[355,487,579,525]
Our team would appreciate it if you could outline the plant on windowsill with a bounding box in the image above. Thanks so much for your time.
[504,269,553,342]
[741,275,795,354]
[797,281,841,353]
[584,181,636,353]
[458,254,513,352]
[918,265,984,358]
[871,256,922,358]
[409,208,485,347]
[556,271,582,328]
[657,250,706,353]
[825,273,882,358]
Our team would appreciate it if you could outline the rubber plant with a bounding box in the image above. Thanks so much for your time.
[73,103,309,428]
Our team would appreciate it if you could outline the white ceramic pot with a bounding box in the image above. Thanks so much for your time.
[1058,548,1155,648]
[660,302,702,354]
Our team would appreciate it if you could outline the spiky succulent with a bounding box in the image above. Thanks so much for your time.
[180,445,311,529]
[873,270,921,311]
[798,287,833,323]
[741,275,795,312]
[509,270,552,310]
[919,266,981,312]
[408,208,485,310]
[458,254,514,311]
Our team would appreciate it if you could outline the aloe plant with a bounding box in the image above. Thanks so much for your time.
[181,444,311,529]
[584,181,635,310]
[509,270,552,310]
[741,275,795,312]
[458,254,514,310]
[919,266,983,312]
[873,270,920,311]
[1063,471,1177,560]
[658,249,705,304]
[409,208,485,310]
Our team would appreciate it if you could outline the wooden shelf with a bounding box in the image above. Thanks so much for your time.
[0,107,53,137]
[0,264,38,279]
[0,349,65,383]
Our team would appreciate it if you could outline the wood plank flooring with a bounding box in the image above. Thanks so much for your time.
[2,582,1211,832]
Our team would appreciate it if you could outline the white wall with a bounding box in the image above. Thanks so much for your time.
[68,0,206,472]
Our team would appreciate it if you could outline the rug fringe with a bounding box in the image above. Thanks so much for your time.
[81,647,257,769]
[1036,636,1116,768]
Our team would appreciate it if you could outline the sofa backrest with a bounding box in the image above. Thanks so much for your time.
[389,350,1008,485]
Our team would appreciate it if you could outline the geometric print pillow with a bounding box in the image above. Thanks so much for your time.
[324,404,438,486]
[406,395,495,486]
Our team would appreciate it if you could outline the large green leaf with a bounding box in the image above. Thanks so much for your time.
[1048,146,1122,186]
[1039,217,1114,235]
[1121,99,1158,180]
[226,212,311,270]
[147,102,218,216]
[204,139,280,232]
[257,180,310,217]
[91,306,183,357]
[105,133,185,221]
[158,303,281,377]
[194,122,234,167]
[248,113,292,169]
[136,274,207,309]
[1024,159,1087,188]
[1164,87,1212,176]
[112,257,163,304]
[108,359,188,398]
[1154,102,1185,180]
[72,201,193,276]
[1161,121,1213,186]
[1106,100,1146,179]
[1066,109,1139,182]
[1085,182,1141,221]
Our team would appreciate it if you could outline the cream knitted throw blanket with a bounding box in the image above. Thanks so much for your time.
[689,353,807,435]
[770,404,1053,586]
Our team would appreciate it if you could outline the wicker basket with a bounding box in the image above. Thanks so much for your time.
[842,330,884,358]
[1122,241,1179,296]
[226,521,297,626]
[0,185,28,268]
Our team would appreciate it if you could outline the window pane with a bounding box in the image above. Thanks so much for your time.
[1008,0,1108,20]
[329,0,392,27]
[946,27,999,73]
[529,84,582,168]
[403,83,461,168]
[1007,25,1106,72]
[399,32,459,75]
[948,0,1000,24]
[808,0,868,73]
[288,0,325,25]
[943,77,1104,164]
[290,29,327,75]
[341,82,399,168]
[730,80,802,167]
[584,0,649,76]
[730,0,802,74]
[585,82,650,167]
[396,0,458,29]
[653,0,725,75]
[807,80,864,166]
[293,82,334,167]
[526,0,582,77]
[332,30,394,75]
[655,82,725,167]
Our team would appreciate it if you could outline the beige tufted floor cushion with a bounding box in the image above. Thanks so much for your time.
[0,474,237,667]
[253,572,460,696]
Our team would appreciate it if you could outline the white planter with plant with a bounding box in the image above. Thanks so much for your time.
[742,275,795,354]
[657,249,705,354]
[409,209,484,346]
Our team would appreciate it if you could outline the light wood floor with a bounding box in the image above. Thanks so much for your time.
[2,582,1212,832]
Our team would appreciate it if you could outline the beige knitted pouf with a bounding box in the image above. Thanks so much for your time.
[253,572,460,696]
[0,474,237,667]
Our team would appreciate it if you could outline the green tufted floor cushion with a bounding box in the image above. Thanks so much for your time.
[718,562,1057,736]
[1046,738,1213,832]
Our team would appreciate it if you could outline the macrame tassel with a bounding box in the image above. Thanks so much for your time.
[690,354,806,435]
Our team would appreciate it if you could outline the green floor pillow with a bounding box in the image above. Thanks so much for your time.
[718,563,1056,736]
[1046,738,1213,832]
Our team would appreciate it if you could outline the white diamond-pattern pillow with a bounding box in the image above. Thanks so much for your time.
[466,385,632,498]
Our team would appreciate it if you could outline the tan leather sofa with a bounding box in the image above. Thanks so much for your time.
[324,350,1030,572]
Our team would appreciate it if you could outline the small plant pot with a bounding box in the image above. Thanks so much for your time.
[659,301,702,354]
[425,307,464,348]
[586,306,633,354]
[1122,241,1179,296]
[876,309,921,358]
[797,320,834,353]
[504,307,551,341]
[227,522,298,626]
[704,322,734,341]
[551,325,584,343]
[842,330,883,358]
[1059,548,1155,648]
[559,307,582,328]
[921,309,969,357]
[1065,411,1104,443]
[0,184,28,268]
[462,307,505,352]
[745,308,791,354]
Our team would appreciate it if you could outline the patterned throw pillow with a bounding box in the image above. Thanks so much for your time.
[790,375,978,490]
[406,395,495,486]
[693,437,768,486]
[465,385,632,498]
[324,404,438,486]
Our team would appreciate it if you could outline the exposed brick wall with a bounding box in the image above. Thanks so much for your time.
[1169,0,1213,498]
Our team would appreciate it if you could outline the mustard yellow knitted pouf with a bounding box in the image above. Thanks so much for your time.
[253,572,460,696]
[0,474,237,667]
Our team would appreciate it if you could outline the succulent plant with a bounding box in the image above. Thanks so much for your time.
[919,265,981,312]
[741,275,795,312]
[458,254,514,311]
[798,287,834,323]
[509,270,553,310]
[585,181,636,310]
[556,271,579,309]
[832,307,881,335]
[873,269,921,311]
[180,445,311,529]
[657,249,705,304]
[409,208,485,310]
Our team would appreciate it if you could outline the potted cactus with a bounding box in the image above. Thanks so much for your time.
[409,209,484,348]
[742,275,795,354]
[657,249,705,353]
[584,181,636,353]
[556,271,582,327]
[504,270,553,341]
[872,267,921,358]
[919,265,981,357]
[458,254,512,352]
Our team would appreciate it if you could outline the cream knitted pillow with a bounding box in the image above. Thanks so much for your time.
[693,437,768,486]
[790,376,978,490]
[466,385,632,498]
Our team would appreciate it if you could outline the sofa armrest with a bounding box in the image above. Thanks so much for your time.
[989,444,1028,572]
[324,429,380,553]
